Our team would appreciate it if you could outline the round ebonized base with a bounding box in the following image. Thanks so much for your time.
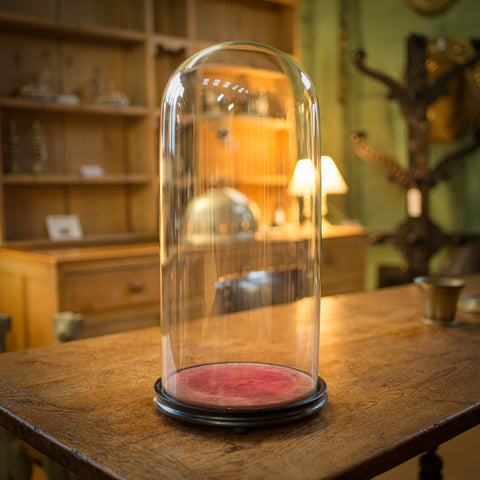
[153,376,327,429]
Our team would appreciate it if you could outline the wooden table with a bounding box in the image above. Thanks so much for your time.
[1,275,480,480]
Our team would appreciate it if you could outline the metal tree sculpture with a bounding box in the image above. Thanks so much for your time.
[351,34,480,280]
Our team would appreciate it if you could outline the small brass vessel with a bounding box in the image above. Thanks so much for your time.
[414,275,466,326]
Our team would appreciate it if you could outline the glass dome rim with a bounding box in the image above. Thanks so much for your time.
[186,40,298,63]
[175,40,314,90]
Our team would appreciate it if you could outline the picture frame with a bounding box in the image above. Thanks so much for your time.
[46,215,83,241]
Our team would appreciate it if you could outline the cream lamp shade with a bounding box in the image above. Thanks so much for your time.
[321,156,348,195]
[321,156,348,222]
[288,156,348,223]
[287,158,316,197]
[288,156,348,195]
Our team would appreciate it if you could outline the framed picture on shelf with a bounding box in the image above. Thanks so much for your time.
[46,215,83,241]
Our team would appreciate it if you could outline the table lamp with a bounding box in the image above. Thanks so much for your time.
[156,41,327,429]
[288,156,348,226]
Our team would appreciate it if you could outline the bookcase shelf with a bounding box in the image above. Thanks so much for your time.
[0,0,300,248]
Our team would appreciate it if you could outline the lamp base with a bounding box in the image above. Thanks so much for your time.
[154,365,327,429]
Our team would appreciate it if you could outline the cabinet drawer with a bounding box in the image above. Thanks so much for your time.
[322,246,364,276]
[79,306,160,339]
[64,264,160,313]
[322,235,366,295]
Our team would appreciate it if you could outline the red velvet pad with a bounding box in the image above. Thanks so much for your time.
[165,362,315,409]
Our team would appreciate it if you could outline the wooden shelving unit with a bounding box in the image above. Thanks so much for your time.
[0,0,302,350]
[0,0,301,248]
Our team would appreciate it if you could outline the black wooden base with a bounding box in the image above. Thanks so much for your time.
[154,377,327,430]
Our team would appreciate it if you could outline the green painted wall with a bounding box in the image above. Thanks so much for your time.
[301,0,480,289]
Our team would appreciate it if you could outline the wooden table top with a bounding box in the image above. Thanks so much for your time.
[1,275,480,480]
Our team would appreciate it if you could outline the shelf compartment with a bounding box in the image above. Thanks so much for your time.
[3,184,157,243]
[0,0,146,42]
[1,109,151,176]
[198,117,296,180]
[0,31,148,106]
[58,0,146,32]
[0,12,145,45]
[194,0,296,54]
[152,0,188,38]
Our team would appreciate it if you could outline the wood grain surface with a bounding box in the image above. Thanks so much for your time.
[1,275,479,480]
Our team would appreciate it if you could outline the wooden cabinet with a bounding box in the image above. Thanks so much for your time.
[0,225,365,351]
[322,225,367,296]
[151,0,301,105]
[0,2,153,247]
[164,225,367,321]
[0,0,301,248]
[3,1,370,352]
[0,1,367,353]
[263,224,367,296]
[0,0,301,346]
[0,244,160,351]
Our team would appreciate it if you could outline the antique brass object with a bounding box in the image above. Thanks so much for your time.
[351,35,480,281]
[404,0,457,16]
[414,275,466,326]
[426,36,480,142]
[183,187,259,245]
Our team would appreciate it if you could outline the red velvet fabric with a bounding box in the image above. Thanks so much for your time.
[166,362,315,409]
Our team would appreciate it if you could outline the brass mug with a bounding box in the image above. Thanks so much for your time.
[414,276,466,326]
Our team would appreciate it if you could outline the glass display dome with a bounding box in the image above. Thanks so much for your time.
[155,41,326,428]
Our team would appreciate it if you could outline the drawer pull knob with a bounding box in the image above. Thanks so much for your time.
[130,279,145,292]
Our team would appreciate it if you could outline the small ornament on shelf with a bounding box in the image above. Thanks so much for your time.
[5,119,21,174]
[90,67,130,107]
[56,94,80,106]
[31,120,47,174]
[14,66,55,102]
